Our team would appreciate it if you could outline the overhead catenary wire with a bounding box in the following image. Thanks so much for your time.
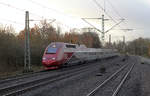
[28,0,61,14]
[0,0,124,33]
[28,0,100,30]
[81,18,102,33]
[0,18,24,25]
[0,1,43,19]
[0,1,59,32]
[27,0,79,30]
[105,0,134,32]
[106,0,123,19]
[0,0,132,34]
[93,0,119,23]
[27,0,75,20]
[93,0,127,32]
[106,0,129,28]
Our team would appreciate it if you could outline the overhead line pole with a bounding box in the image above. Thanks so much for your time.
[123,36,126,53]
[93,0,126,32]
[82,0,125,46]
[24,11,32,73]
[101,14,105,45]
[82,15,124,46]
[24,11,56,73]
[109,34,111,46]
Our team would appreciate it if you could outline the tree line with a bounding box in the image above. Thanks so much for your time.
[1,20,150,73]
[0,20,101,72]
[109,37,150,57]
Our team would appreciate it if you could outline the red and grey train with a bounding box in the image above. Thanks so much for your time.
[42,42,118,70]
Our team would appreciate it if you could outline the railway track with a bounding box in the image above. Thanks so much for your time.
[0,70,49,84]
[0,60,104,96]
[0,56,124,96]
[86,62,135,96]
[0,59,98,85]
[0,56,122,86]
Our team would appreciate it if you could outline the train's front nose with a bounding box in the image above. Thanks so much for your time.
[42,56,57,66]
[42,47,60,69]
[42,55,60,70]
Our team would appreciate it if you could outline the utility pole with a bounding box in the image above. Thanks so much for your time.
[101,14,105,44]
[82,16,124,47]
[123,36,126,53]
[109,34,111,48]
[24,11,32,73]
[23,12,55,73]
[123,36,125,44]
[102,0,106,44]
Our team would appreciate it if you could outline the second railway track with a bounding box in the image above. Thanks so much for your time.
[86,61,135,96]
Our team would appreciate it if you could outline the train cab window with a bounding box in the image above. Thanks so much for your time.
[66,45,76,48]
[46,47,57,54]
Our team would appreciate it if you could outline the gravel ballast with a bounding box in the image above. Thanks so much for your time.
[22,56,131,96]
[2,56,146,96]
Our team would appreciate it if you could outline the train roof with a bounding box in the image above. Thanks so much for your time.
[49,42,117,52]
[50,42,87,48]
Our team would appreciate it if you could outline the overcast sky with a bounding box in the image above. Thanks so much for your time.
[0,0,150,42]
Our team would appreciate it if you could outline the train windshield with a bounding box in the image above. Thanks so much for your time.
[46,48,57,54]
[46,43,62,54]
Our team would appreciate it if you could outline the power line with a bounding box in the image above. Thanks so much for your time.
[0,1,43,18]
[93,0,118,23]
[56,21,73,30]
[27,0,85,26]
[0,2,25,12]
[93,0,126,31]
[27,0,76,30]
[88,0,126,45]
[106,0,123,19]
[28,0,117,32]
[81,18,102,33]
[105,0,129,29]
[28,0,72,18]
[0,18,24,25]
[28,0,58,13]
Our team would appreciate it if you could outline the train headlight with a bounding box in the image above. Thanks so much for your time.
[43,57,46,60]
[51,57,56,60]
